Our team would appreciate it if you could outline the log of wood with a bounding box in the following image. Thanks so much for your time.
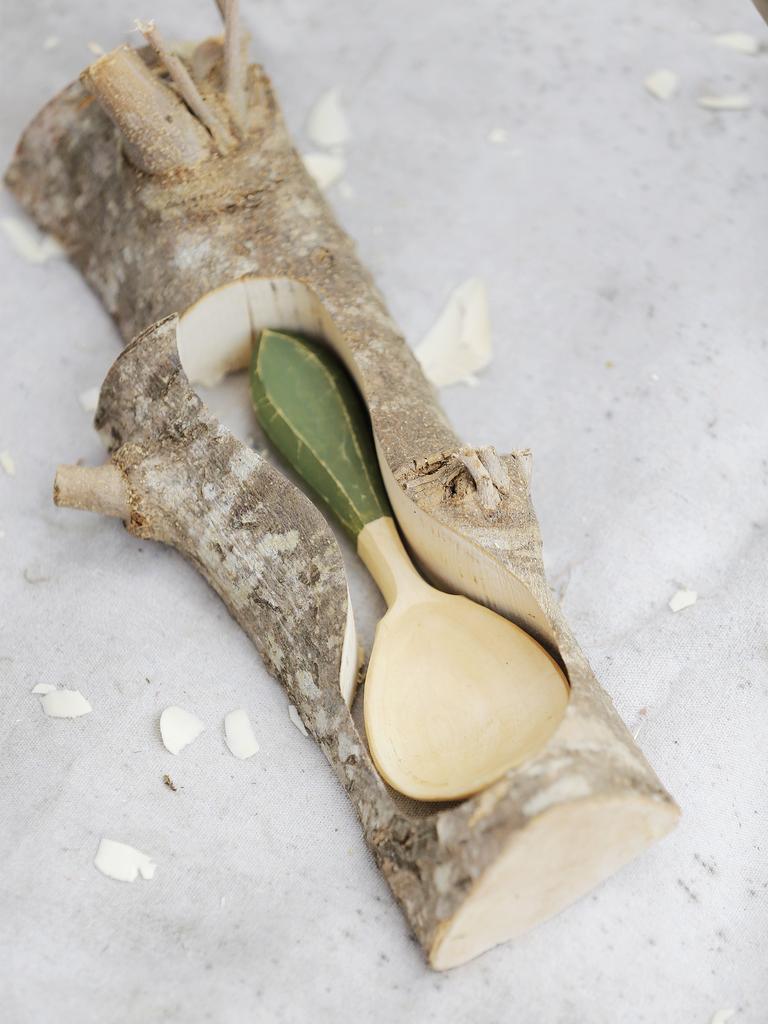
[5,24,679,968]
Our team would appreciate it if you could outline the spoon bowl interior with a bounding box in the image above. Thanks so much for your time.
[363,591,569,802]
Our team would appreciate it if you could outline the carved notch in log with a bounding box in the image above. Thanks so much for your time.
[6,6,679,969]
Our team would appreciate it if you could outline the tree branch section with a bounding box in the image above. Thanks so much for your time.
[6,17,678,970]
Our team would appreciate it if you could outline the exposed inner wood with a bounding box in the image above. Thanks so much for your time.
[430,793,679,970]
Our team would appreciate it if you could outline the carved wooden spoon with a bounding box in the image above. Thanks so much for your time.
[250,330,569,801]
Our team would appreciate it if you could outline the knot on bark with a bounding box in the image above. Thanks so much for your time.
[399,445,526,515]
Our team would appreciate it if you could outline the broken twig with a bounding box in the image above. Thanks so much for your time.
[81,45,211,173]
[136,20,235,153]
[53,463,130,520]
[223,0,248,130]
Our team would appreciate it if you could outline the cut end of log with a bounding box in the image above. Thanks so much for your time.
[53,463,130,520]
[429,793,680,970]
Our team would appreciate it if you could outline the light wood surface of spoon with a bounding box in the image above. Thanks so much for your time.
[358,516,568,800]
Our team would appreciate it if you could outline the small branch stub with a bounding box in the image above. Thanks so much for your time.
[81,45,212,174]
[53,463,130,520]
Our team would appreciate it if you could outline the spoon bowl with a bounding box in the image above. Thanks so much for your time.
[360,519,569,800]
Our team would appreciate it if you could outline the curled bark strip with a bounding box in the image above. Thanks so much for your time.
[6,35,679,968]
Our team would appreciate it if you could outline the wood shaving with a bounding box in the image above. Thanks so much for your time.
[94,838,156,882]
[714,32,759,55]
[224,709,260,759]
[698,94,751,111]
[302,152,346,191]
[415,277,492,387]
[710,1011,736,1024]
[288,703,309,737]
[41,688,92,718]
[162,773,177,791]
[306,87,349,148]
[42,35,60,51]
[0,451,16,477]
[78,386,100,412]
[159,705,205,754]
[23,565,51,584]
[1,216,64,264]
[31,683,56,694]
[669,588,698,612]
[487,128,508,143]
[644,69,679,101]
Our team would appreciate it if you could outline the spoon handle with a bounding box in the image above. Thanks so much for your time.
[250,331,430,607]
[250,329,392,540]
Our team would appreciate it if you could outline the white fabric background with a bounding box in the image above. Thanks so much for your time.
[1,1,767,1021]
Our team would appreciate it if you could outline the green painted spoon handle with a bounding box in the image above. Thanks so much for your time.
[250,330,391,540]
